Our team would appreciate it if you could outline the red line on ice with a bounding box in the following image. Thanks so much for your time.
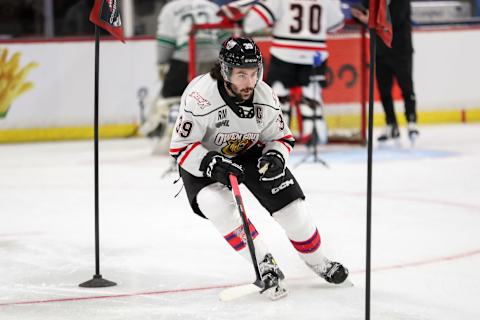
[1,249,479,307]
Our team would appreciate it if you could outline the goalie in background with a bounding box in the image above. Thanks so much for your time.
[139,0,223,155]
[218,0,345,144]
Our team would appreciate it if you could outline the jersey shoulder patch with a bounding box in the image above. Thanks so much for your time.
[253,80,281,111]
[183,75,224,116]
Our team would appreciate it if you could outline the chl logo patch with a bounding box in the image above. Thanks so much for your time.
[188,91,211,108]
[215,120,230,128]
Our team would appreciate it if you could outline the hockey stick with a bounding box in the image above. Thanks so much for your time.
[228,174,264,286]
[219,174,264,301]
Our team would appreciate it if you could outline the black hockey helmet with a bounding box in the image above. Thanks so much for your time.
[219,37,263,83]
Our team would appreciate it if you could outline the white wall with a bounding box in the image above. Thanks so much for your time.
[0,39,159,129]
[1,27,479,132]
[413,27,480,109]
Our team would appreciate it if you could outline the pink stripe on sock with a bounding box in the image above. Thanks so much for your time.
[224,220,258,251]
[290,228,321,254]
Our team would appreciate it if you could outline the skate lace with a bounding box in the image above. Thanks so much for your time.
[325,263,340,278]
[259,260,275,275]
[307,262,328,276]
[259,254,280,279]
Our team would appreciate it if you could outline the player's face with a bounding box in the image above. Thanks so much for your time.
[228,67,258,100]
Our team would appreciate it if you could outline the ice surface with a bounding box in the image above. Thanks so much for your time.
[1,124,479,319]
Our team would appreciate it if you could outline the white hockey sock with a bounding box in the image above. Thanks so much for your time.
[197,183,269,263]
[273,199,328,266]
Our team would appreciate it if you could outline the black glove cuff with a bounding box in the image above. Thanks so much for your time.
[264,150,285,166]
[200,151,221,178]
[258,150,286,182]
[200,151,244,186]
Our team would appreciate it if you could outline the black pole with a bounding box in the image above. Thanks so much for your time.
[312,90,318,163]
[80,26,116,288]
[310,52,328,166]
[365,29,377,320]
[94,24,101,277]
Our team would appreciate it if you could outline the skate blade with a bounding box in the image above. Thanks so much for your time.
[339,279,354,288]
[377,138,402,149]
[263,284,288,301]
[409,133,418,148]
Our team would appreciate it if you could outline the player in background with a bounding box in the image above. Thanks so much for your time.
[140,0,224,155]
[351,0,419,143]
[170,37,348,299]
[219,0,345,144]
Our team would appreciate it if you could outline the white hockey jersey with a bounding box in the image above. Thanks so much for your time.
[169,74,295,177]
[242,0,345,64]
[156,0,222,63]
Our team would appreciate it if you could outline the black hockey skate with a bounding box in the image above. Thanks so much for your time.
[259,253,288,300]
[307,260,349,284]
[377,124,400,142]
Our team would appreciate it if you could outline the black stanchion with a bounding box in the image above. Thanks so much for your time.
[79,26,116,288]
[365,29,377,320]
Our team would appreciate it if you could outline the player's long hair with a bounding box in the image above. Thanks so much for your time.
[210,62,222,81]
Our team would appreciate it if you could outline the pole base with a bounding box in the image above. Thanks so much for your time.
[79,274,117,288]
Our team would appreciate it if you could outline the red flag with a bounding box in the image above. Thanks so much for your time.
[89,0,125,42]
[368,0,392,47]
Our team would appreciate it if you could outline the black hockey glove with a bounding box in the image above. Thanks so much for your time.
[257,150,286,184]
[200,151,244,187]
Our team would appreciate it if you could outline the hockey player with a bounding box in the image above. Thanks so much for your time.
[140,0,223,154]
[170,37,348,299]
[219,0,345,144]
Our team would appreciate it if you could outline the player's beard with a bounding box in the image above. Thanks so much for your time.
[229,83,254,101]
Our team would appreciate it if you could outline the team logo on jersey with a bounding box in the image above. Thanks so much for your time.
[188,91,211,108]
[222,138,254,156]
[214,132,259,145]
[214,132,259,156]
